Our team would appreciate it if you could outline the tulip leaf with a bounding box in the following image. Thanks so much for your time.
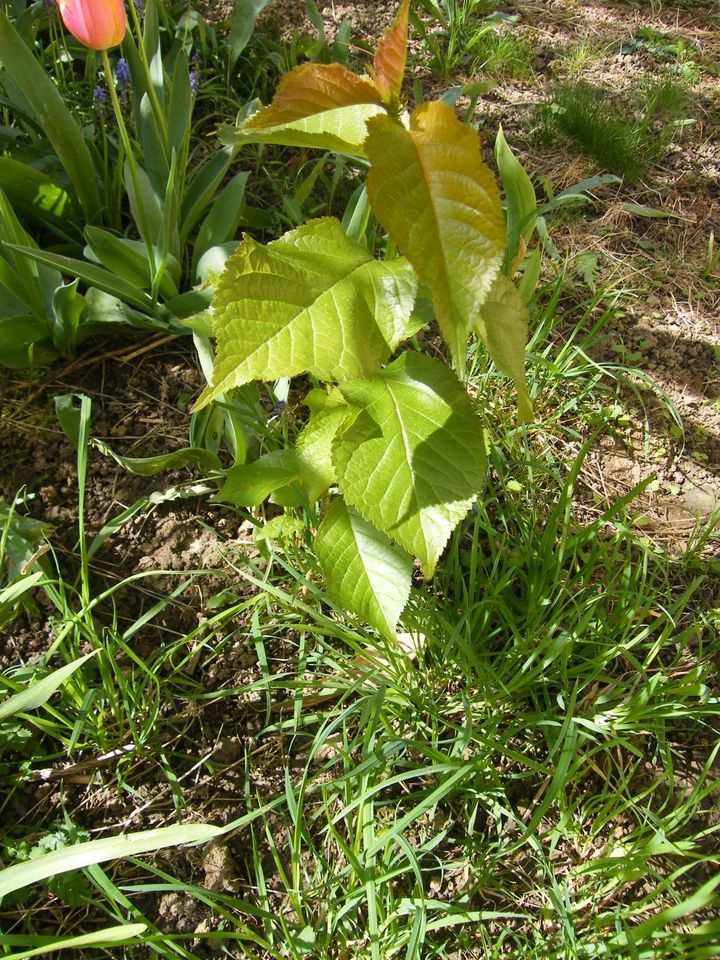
[0,158,75,229]
[0,316,57,369]
[193,218,417,411]
[226,63,386,156]
[0,13,100,223]
[315,497,413,639]
[370,0,410,103]
[84,227,178,299]
[0,823,223,900]
[333,352,487,578]
[168,49,192,156]
[495,125,537,272]
[180,145,236,245]
[475,274,533,424]
[191,172,249,281]
[3,244,156,314]
[227,0,275,67]
[366,102,505,370]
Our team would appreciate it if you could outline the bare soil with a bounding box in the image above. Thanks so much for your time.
[1,0,719,951]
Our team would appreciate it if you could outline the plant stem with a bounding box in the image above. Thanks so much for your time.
[101,48,157,293]
[127,0,170,157]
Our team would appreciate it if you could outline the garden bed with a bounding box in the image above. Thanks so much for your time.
[1,0,719,957]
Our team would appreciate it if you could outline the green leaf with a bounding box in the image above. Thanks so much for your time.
[516,247,541,304]
[254,514,304,544]
[223,63,386,157]
[495,125,537,271]
[0,14,100,223]
[83,228,179,300]
[0,652,98,723]
[51,279,85,357]
[0,823,222,900]
[0,316,57,369]
[124,160,162,247]
[92,439,222,477]
[195,243,239,287]
[333,352,487,577]
[474,274,533,424]
[0,158,74,229]
[215,450,299,506]
[295,403,348,503]
[0,188,60,320]
[138,92,169,198]
[366,102,505,370]
[167,50,192,157]
[192,172,249,281]
[3,244,156,314]
[227,0,275,67]
[193,218,417,411]
[180,145,236,246]
[1,923,147,960]
[82,288,164,334]
[315,497,412,638]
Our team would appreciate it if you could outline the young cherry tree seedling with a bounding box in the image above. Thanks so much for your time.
[191,0,535,643]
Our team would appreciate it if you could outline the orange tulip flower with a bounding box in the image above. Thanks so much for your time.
[57,0,126,51]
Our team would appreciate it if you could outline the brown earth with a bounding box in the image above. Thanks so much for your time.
[1,0,719,951]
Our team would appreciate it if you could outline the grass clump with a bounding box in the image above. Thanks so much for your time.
[536,76,691,182]
[471,27,535,79]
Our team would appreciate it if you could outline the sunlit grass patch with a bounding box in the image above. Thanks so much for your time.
[535,76,692,182]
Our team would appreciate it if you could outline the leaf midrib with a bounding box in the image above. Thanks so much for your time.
[214,255,386,391]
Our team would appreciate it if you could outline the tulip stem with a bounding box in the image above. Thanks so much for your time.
[101,48,158,297]
[126,0,170,157]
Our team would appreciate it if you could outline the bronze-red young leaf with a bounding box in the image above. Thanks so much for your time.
[246,62,384,129]
[370,0,409,103]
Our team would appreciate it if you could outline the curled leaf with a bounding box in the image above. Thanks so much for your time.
[370,0,410,104]
[233,63,385,155]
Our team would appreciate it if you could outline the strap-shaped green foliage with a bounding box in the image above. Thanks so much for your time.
[334,352,487,579]
[193,218,417,410]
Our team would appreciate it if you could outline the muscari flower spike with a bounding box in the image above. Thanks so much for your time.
[116,56,130,86]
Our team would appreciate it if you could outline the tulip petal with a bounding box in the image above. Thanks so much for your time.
[58,0,125,50]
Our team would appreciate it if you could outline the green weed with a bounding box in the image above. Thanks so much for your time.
[557,42,609,78]
[536,77,691,182]
[2,273,720,955]
[470,27,535,79]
